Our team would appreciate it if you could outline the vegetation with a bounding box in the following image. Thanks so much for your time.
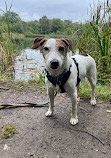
[2,123,17,138]
[79,79,111,100]
[0,1,16,74]
[0,11,84,35]
[89,2,111,83]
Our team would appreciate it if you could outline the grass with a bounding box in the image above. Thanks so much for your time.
[96,83,111,99]
[2,123,17,138]
[79,79,111,100]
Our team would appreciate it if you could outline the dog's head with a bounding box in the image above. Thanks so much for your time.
[32,38,73,71]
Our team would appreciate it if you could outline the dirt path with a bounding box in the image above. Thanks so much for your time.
[0,82,111,158]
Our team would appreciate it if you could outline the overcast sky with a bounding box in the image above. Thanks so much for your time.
[0,0,107,22]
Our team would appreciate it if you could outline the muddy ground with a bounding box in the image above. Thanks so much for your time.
[0,81,111,158]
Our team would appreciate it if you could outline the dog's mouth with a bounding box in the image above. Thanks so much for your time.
[50,59,59,69]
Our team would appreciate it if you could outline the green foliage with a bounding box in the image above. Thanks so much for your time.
[51,18,64,33]
[79,79,111,100]
[11,21,24,33]
[0,1,16,73]
[89,1,111,83]
[72,1,111,83]
[90,5,110,57]
[0,12,85,35]
[2,123,17,138]
[39,16,51,34]
[2,11,21,24]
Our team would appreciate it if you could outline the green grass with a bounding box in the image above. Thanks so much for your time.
[79,79,111,100]
[96,83,111,100]
[2,123,17,138]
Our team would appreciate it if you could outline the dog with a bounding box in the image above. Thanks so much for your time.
[32,38,97,125]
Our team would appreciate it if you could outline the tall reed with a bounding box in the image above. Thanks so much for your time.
[91,1,111,83]
[0,0,16,74]
[72,1,111,83]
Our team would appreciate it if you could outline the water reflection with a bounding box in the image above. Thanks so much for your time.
[14,48,45,80]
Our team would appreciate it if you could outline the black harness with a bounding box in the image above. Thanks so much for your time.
[73,58,81,86]
[46,58,81,93]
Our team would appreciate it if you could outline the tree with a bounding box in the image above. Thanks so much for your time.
[39,16,50,34]
[2,11,21,24]
[64,20,73,28]
[27,20,39,34]
[10,22,24,33]
[51,18,64,33]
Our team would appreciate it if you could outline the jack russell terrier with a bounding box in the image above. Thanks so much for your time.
[32,38,97,125]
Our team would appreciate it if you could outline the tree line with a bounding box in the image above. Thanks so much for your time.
[0,11,87,35]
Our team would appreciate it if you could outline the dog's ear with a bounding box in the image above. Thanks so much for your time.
[62,38,74,53]
[32,38,47,49]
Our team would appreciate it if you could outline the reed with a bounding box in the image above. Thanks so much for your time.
[90,1,110,68]
[0,0,16,74]
[72,1,111,83]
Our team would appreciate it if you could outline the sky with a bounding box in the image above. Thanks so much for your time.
[0,0,107,22]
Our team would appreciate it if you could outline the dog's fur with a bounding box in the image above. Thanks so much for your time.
[32,38,97,125]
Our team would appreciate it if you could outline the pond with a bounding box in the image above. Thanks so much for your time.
[11,38,72,80]
[8,38,45,80]
[14,48,45,80]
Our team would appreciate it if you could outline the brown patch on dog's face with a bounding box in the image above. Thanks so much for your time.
[56,39,67,54]
[56,38,74,55]
[62,38,74,52]
[32,38,48,52]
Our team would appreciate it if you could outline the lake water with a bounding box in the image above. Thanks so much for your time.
[14,48,45,80]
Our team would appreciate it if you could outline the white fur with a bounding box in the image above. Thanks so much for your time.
[43,39,96,125]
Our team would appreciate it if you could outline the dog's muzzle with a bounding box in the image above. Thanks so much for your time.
[50,59,59,69]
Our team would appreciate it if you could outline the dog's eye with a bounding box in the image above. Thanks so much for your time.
[58,46,64,52]
[44,47,49,51]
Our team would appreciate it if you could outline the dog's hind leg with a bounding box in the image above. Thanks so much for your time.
[88,77,96,106]
[45,88,54,117]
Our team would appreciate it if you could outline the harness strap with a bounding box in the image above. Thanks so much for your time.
[46,65,72,93]
[72,58,81,86]
[57,67,71,93]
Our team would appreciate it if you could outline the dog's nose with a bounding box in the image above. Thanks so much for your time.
[50,59,59,69]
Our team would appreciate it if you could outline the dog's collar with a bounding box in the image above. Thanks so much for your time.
[45,65,72,93]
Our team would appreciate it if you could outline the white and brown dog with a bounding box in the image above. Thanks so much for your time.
[32,38,97,125]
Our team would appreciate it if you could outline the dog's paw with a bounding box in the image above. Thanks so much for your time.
[45,110,53,117]
[70,118,78,125]
[90,99,96,106]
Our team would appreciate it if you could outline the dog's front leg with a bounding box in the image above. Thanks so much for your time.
[70,91,78,125]
[45,87,54,117]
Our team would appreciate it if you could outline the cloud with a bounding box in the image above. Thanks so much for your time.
[19,12,40,21]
